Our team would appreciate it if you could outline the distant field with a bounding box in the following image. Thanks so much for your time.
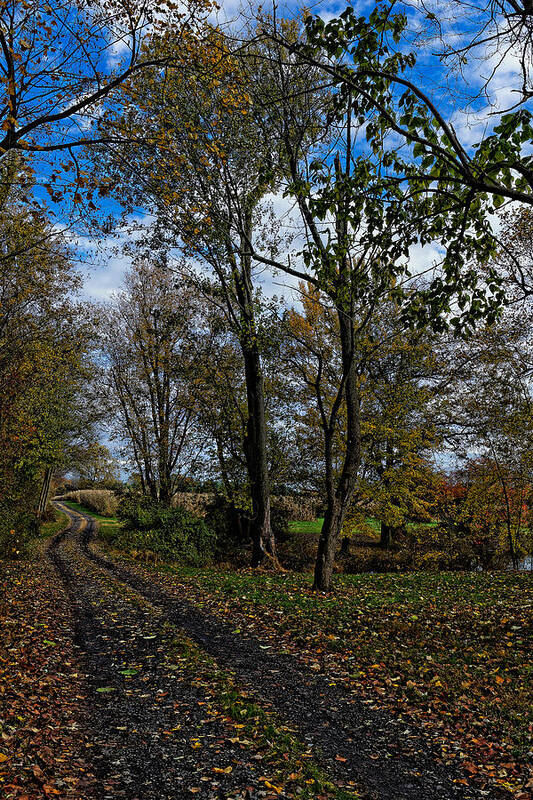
[289,518,324,534]
[59,500,120,526]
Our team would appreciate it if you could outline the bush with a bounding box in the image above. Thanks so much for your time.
[203,495,251,564]
[0,502,39,559]
[0,465,41,559]
[116,495,215,565]
[415,550,450,571]
[271,506,292,542]
[278,532,317,572]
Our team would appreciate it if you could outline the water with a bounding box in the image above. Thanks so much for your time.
[516,554,533,571]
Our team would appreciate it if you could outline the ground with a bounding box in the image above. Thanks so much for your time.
[0,505,531,800]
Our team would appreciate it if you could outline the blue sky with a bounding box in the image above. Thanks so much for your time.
[47,0,528,305]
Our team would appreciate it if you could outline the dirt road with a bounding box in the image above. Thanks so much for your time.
[45,505,486,800]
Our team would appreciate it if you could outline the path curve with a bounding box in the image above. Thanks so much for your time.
[48,504,489,800]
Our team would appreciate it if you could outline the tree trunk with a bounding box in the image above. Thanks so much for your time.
[159,457,173,506]
[159,480,172,507]
[380,522,393,549]
[242,342,276,566]
[314,501,344,589]
[232,209,276,568]
[37,466,53,519]
[313,307,361,591]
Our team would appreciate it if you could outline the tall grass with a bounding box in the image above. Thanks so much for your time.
[58,489,118,517]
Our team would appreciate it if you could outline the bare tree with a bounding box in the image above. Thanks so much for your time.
[102,257,204,504]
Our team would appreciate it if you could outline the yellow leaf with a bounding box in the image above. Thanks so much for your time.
[264,781,283,794]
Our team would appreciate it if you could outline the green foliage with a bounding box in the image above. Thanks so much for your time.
[0,491,39,559]
[270,506,292,542]
[341,510,380,541]
[299,4,517,333]
[0,176,92,559]
[116,495,215,565]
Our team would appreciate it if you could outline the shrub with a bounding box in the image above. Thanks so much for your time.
[416,550,450,572]
[116,495,215,565]
[271,506,292,542]
[0,502,39,559]
[203,495,251,564]
[0,465,41,559]
[278,532,317,572]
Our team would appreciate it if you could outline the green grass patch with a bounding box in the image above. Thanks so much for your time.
[289,517,324,534]
[288,516,382,537]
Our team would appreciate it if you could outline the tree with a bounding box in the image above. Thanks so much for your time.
[97,25,315,565]
[444,311,533,566]
[0,0,212,167]
[416,0,533,104]
[283,284,441,557]
[101,257,205,505]
[285,5,533,219]
[356,303,441,549]
[456,458,531,568]
[0,182,90,553]
[191,307,250,508]
[69,442,121,487]
[234,16,506,589]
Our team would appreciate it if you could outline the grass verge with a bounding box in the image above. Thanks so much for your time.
[39,506,70,539]
[60,499,120,526]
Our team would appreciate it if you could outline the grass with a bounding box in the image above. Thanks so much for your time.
[140,564,531,793]
[289,517,324,534]
[288,516,382,537]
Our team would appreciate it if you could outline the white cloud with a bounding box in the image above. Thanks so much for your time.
[82,254,131,300]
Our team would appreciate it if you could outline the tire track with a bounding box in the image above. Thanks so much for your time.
[46,510,274,799]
